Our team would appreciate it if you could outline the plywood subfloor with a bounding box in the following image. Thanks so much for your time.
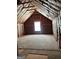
[18,35,58,50]
[26,54,48,59]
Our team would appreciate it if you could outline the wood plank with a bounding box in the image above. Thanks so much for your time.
[26,54,48,59]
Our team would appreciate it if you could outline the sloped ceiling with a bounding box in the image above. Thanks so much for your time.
[17,0,61,23]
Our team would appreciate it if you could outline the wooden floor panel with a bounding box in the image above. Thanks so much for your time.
[26,54,48,59]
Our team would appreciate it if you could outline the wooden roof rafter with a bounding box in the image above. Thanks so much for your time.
[17,0,35,16]
[17,0,32,5]
[44,0,61,9]
[18,8,36,20]
[35,0,60,11]
[34,0,58,14]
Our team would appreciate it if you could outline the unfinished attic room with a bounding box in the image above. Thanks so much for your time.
[17,0,61,59]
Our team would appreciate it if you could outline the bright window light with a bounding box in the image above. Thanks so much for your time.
[34,21,41,31]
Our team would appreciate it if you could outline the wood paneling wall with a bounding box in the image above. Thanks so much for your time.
[24,11,53,35]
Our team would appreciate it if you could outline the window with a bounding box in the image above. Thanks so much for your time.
[34,21,41,31]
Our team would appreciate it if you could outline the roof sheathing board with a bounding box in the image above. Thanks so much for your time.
[17,0,61,23]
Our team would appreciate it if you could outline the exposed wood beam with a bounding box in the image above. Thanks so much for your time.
[17,0,33,5]
[23,5,35,8]
[18,9,27,19]
[35,0,60,12]
[18,0,35,16]
[18,9,35,19]
[26,9,36,11]
[54,0,61,3]
[34,0,58,14]
[39,0,60,11]
[45,0,61,9]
